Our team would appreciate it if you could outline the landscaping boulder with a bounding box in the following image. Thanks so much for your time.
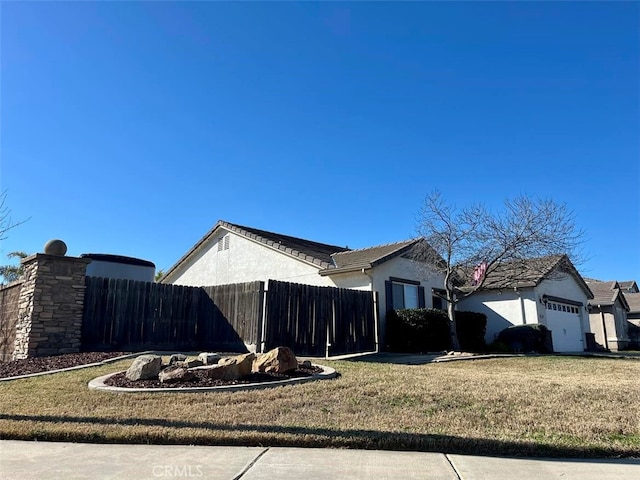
[206,363,242,381]
[253,347,298,374]
[126,355,162,381]
[159,366,195,384]
[175,358,204,369]
[218,353,256,377]
[198,352,221,365]
[168,354,187,365]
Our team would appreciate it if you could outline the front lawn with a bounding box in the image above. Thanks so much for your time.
[0,356,638,457]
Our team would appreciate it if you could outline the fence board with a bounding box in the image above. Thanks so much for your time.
[82,278,264,352]
[82,277,374,357]
[265,280,375,357]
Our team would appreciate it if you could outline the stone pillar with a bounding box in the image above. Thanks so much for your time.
[13,254,90,359]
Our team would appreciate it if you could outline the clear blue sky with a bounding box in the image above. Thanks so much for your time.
[1,2,638,281]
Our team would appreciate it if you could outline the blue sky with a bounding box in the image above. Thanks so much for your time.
[1,2,638,281]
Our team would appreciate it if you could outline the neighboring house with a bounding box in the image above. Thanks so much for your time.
[625,292,640,321]
[624,292,640,347]
[585,281,630,351]
[162,221,446,343]
[618,281,639,294]
[456,255,593,352]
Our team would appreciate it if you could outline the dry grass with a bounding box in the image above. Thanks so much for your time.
[0,356,639,457]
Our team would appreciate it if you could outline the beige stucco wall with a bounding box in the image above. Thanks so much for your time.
[169,230,337,287]
[365,256,445,346]
[588,305,629,351]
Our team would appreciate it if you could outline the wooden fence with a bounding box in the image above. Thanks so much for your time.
[82,278,264,352]
[0,282,22,361]
[81,277,377,357]
[264,280,377,356]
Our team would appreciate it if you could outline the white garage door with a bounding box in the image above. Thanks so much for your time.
[545,300,584,352]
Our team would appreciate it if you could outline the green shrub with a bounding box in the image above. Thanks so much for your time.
[455,311,487,352]
[496,324,553,353]
[386,308,450,352]
[487,340,513,353]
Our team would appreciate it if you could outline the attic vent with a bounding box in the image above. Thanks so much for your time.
[218,234,230,252]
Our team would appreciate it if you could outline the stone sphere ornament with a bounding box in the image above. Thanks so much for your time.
[44,239,67,256]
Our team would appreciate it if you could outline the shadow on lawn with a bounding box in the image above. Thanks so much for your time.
[1,413,638,459]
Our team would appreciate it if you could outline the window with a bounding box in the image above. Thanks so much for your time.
[432,296,443,310]
[432,288,446,311]
[386,278,425,311]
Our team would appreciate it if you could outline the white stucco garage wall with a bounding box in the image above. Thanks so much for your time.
[457,289,538,343]
[457,273,592,349]
[536,276,591,341]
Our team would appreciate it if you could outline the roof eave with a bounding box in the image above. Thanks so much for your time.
[319,264,372,276]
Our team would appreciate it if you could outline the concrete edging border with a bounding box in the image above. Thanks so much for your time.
[88,365,338,393]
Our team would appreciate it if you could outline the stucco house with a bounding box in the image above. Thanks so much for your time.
[162,221,446,342]
[456,255,593,352]
[585,281,630,351]
[622,288,640,348]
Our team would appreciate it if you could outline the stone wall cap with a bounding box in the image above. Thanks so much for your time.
[21,254,92,265]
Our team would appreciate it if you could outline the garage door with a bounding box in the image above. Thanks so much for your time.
[545,300,584,352]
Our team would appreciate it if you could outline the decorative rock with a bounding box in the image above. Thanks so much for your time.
[218,353,256,377]
[176,358,204,369]
[198,352,221,365]
[168,354,187,365]
[125,354,162,381]
[300,360,312,369]
[44,239,67,256]
[206,363,242,381]
[253,347,298,374]
[159,366,195,384]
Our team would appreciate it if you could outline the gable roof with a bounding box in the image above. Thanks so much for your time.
[586,280,630,310]
[320,239,418,275]
[624,292,640,314]
[162,220,349,282]
[461,255,593,298]
[618,280,639,293]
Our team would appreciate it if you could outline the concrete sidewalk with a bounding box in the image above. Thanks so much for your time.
[1,441,638,480]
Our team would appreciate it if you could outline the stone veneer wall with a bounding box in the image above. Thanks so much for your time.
[13,254,90,359]
[0,281,23,361]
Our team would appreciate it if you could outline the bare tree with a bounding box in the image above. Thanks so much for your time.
[415,191,585,350]
[0,191,27,241]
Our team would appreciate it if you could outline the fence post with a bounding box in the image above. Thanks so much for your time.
[373,291,380,353]
[258,281,267,353]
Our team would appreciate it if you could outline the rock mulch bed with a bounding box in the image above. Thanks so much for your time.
[108,347,323,389]
[0,352,131,378]
[104,364,323,389]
